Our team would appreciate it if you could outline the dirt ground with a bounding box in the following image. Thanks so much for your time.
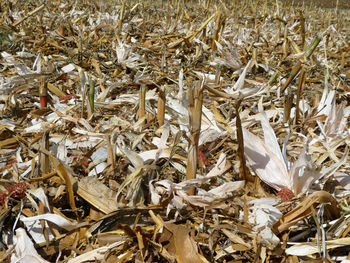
[281,0,350,9]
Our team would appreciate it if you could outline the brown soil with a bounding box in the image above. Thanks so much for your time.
[281,0,350,9]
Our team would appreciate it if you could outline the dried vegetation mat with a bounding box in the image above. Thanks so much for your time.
[0,0,350,262]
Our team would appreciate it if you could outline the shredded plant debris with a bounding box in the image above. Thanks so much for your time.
[0,0,350,262]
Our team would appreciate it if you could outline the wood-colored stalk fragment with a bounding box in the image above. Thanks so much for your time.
[252,47,258,71]
[253,2,258,29]
[167,12,215,48]
[12,4,45,27]
[280,61,302,94]
[165,0,170,31]
[175,0,181,21]
[39,202,50,246]
[190,12,216,42]
[341,52,345,69]
[299,10,305,49]
[181,0,185,18]
[295,68,306,124]
[275,18,281,43]
[40,79,48,108]
[78,35,83,63]
[214,66,221,84]
[157,86,166,127]
[40,129,50,176]
[283,93,293,124]
[206,0,210,10]
[138,85,147,125]
[282,25,289,59]
[211,10,222,51]
[186,81,203,195]
[202,27,207,43]
[289,37,302,54]
[88,79,95,119]
[118,0,126,32]
[106,135,116,174]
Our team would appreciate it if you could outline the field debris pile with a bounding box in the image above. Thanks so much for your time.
[0,0,350,262]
